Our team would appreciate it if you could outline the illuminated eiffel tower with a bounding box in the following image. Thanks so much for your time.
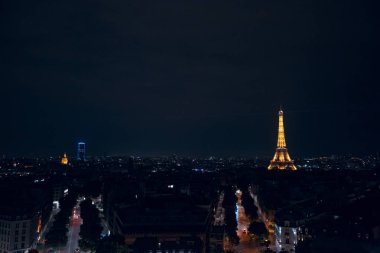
[268,109,297,170]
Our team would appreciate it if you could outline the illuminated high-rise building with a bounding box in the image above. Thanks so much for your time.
[77,142,86,161]
[61,153,69,165]
[268,109,297,170]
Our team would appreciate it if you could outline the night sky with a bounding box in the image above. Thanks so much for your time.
[1,0,379,157]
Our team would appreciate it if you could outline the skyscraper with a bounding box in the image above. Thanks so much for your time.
[268,109,297,170]
[77,142,86,161]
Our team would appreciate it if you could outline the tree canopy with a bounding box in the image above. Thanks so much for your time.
[248,221,268,238]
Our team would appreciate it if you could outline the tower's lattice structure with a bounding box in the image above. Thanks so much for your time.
[268,109,297,170]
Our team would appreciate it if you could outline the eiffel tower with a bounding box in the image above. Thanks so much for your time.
[268,109,297,170]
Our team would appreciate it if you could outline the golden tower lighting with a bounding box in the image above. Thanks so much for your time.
[268,109,297,170]
[61,153,69,165]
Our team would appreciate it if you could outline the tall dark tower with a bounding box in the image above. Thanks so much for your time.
[268,109,297,170]
[77,142,86,161]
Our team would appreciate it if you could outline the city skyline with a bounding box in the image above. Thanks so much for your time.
[0,106,378,158]
[2,108,351,160]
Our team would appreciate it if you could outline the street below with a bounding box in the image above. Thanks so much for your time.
[64,205,82,253]
[233,190,260,253]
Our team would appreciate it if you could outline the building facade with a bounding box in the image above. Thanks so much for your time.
[275,220,299,253]
[0,188,51,253]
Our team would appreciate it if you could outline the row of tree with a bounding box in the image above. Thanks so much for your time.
[45,191,78,248]
[78,179,129,253]
[239,189,269,242]
[248,221,268,239]
[78,198,129,252]
[78,198,103,251]
[240,189,258,221]
[222,186,240,247]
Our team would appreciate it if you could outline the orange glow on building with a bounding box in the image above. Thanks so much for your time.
[37,215,42,233]
[61,153,69,165]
